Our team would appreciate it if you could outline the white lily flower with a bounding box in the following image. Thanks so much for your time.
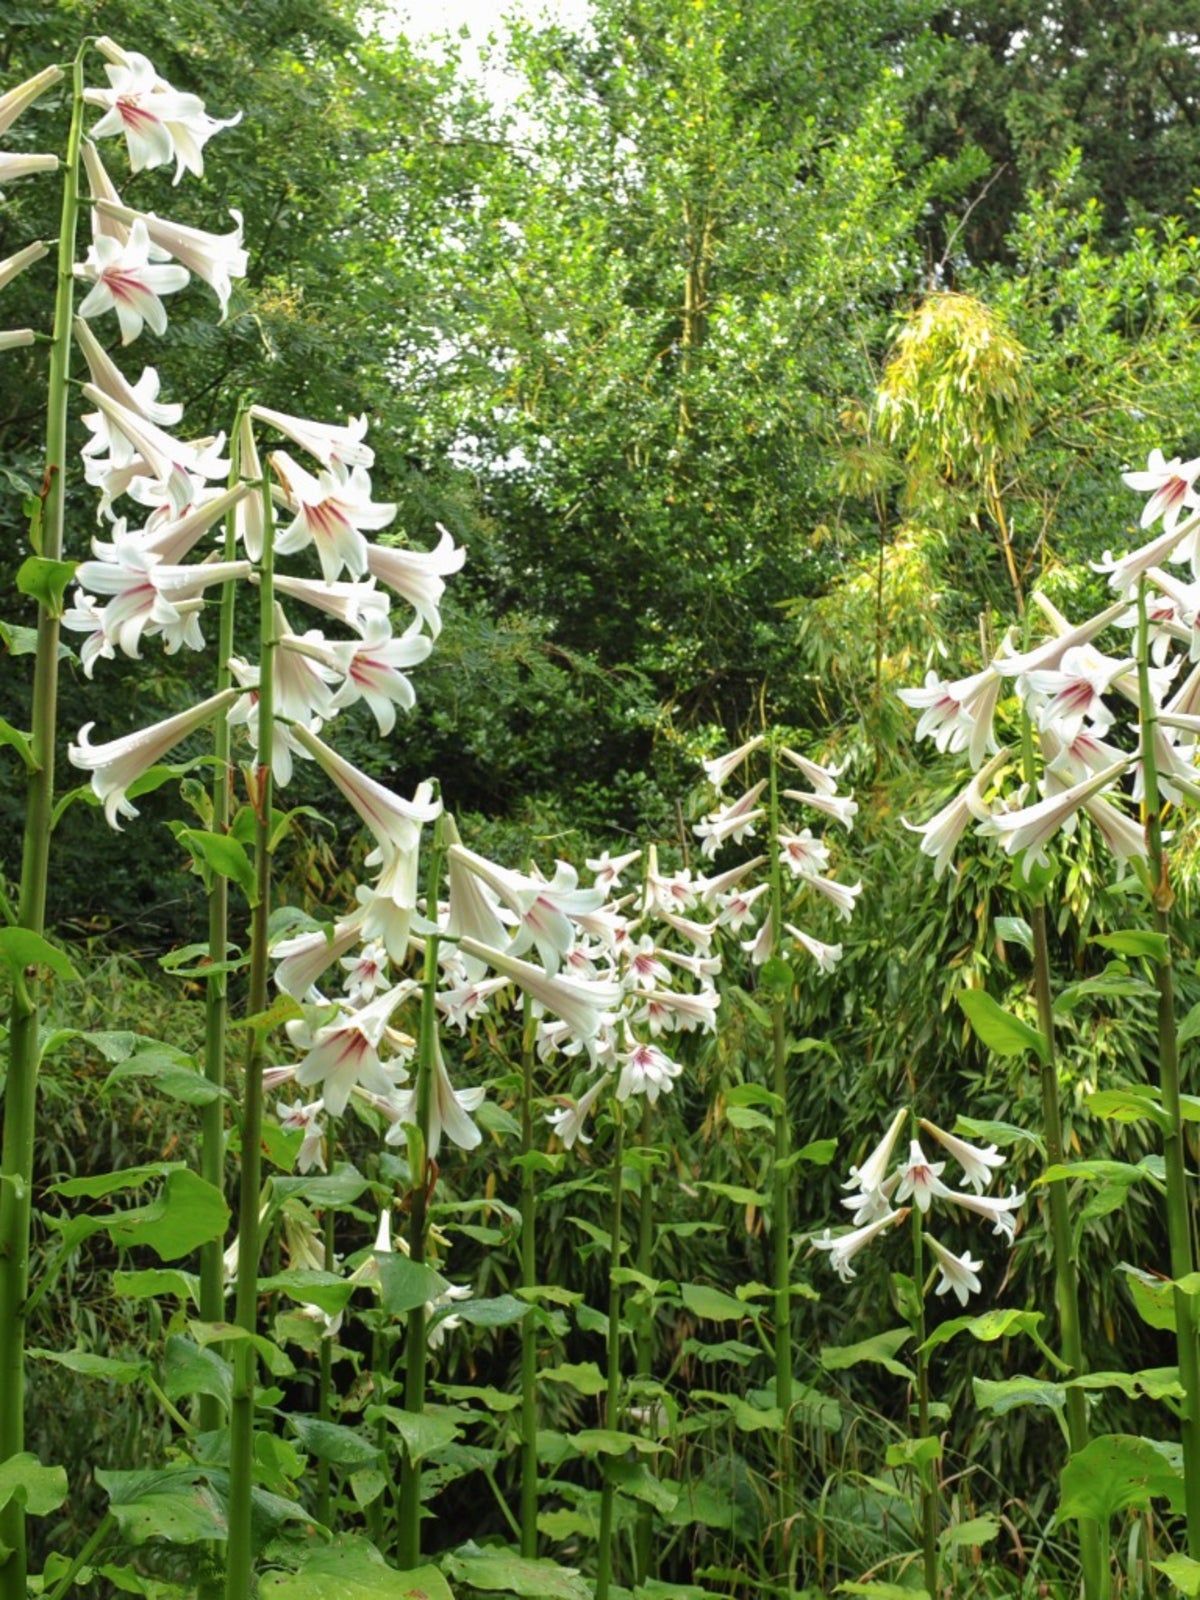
[327,613,432,734]
[897,666,1000,762]
[646,867,701,914]
[694,780,767,860]
[1042,726,1124,788]
[0,241,47,294]
[571,900,631,952]
[96,200,246,316]
[437,975,510,1032]
[546,1071,610,1150]
[739,906,775,967]
[450,846,605,975]
[251,404,374,472]
[633,987,718,1036]
[926,1234,983,1307]
[919,1119,1005,1193]
[445,847,513,979]
[76,221,190,345]
[776,828,830,878]
[341,940,389,1004]
[427,1281,473,1349]
[893,1138,949,1214]
[697,855,767,905]
[779,746,845,794]
[271,571,391,635]
[716,880,769,932]
[271,450,397,584]
[976,757,1131,865]
[135,483,253,564]
[0,153,57,184]
[657,946,722,983]
[457,937,620,1041]
[585,848,641,892]
[273,915,365,1000]
[1082,790,1150,863]
[811,1208,909,1283]
[842,1109,907,1198]
[701,733,766,791]
[74,319,184,449]
[785,924,843,973]
[0,65,62,135]
[293,985,410,1116]
[797,872,862,922]
[995,596,1130,678]
[1097,510,1200,597]
[1122,447,1200,533]
[79,383,198,515]
[1022,644,1132,739]
[782,787,858,831]
[291,725,441,859]
[384,1033,485,1157]
[277,1100,327,1174]
[365,524,465,638]
[0,329,34,350]
[69,687,239,828]
[88,44,241,183]
[841,1171,901,1226]
[658,908,717,951]
[62,590,114,678]
[617,1041,682,1105]
[943,1186,1024,1241]
[903,746,1011,880]
[623,935,673,991]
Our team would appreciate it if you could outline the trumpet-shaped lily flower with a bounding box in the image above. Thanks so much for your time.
[903,747,1011,880]
[365,524,465,638]
[75,318,183,445]
[341,941,390,1004]
[783,787,858,831]
[995,596,1131,678]
[779,745,845,794]
[546,1071,609,1149]
[79,382,198,514]
[585,848,641,892]
[893,1138,949,1213]
[0,65,62,136]
[0,153,57,184]
[1022,644,1132,739]
[277,1100,327,1174]
[701,733,766,791]
[69,686,239,828]
[786,924,843,973]
[976,757,1131,865]
[273,914,365,999]
[87,46,241,183]
[457,936,620,1040]
[76,220,189,345]
[926,1235,983,1306]
[96,200,246,316]
[697,855,767,904]
[633,987,719,1036]
[842,1109,909,1199]
[716,880,769,932]
[740,906,775,966]
[617,1041,682,1104]
[1122,448,1200,533]
[437,975,510,1031]
[811,1208,909,1284]
[943,1186,1024,1241]
[694,780,767,859]
[251,404,374,472]
[272,450,396,584]
[919,1119,1005,1193]
[450,846,605,974]
[898,666,1000,765]
[797,871,862,922]
[0,241,48,293]
[777,827,830,878]
[1097,511,1200,596]
[327,613,433,734]
[384,1032,485,1157]
[291,724,441,858]
[270,571,390,635]
[292,985,409,1116]
[646,867,700,914]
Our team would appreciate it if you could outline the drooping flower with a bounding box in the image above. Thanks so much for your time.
[273,915,365,1000]
[437,975,510,1032]
[777,827,831,879]
[272,450,397,584]
[449,847,605,975]
[1022,644,1133,739]
[290,725,441,860]
[327,613,433,734]
[545,1071,610,1150]
[782,787,859,832]
[95,200,247,316]
[365,524,466,638]
[79,382,198,514]
[894,1138,951,1214]
[785,924,843,973]
[291,985,409,1116]
[975,757,1132,865]
[586,848,642,892]
[456,937,620,1042]
[796,871,862,921]
[842,1108,907,1201]
[918,1119,1005,1194]
[384,1033,486,1157]
[251,404,374,472]
[811,1208,909,1284]
[0,241,48,293]
[693,780,767,859]
[926,1235,983,1307]
[277,1100,327,1174]
[942,1186,1024,1242]
[87,43,241,183]
[903,746,1011,881]
[341,940,390,1004]
[715,880,770,932]
[701,733,766,791]
[0,65,63,136]
[69,687,239,828]
[0,153,57,184]
[1122,448,1200,533]
[697,855,767,905]
[616,1041,682,1105]
[76,220,190,345]
[897,666,1001,765]
[778,746,845,795]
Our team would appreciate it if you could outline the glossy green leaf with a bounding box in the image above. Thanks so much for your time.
[0,927,78,982]
[0,1453,68,1517]
[1056,1434,1184,1524]
[444,1542,591,1599]
[958,989,1048,1061]
[16,555,76,616]
[820,1328,913,1379]
[919,1307,1045,1355]
[96,1467,228,1546]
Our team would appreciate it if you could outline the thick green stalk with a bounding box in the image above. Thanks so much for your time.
[633,1099,655,1587]
[1136,578,1200,1553]
[0,52,85,1600]
[910,1201,938,1598]
[595,1106,626,1600]
[519,995,540,1557]
[767,744,794,1582]
[1019,708,1101,1600]
[315,1208,335,1527]
[224,457,277,1600]
[369,1323,390,1547]
[397,824,445,1567]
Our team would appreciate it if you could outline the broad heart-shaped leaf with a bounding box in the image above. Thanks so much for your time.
[96,1466,228,1545]
[1093,929,1170,962]
[257,1269,355,1317]
[114,1267,200,1307]
[163,1336,232,1410]
[172,826,258,906]
[569,1429,665,1457]
[1056,1435,1185,1525]
[16,555,76,617]
[444,1541,591,1599]
[680,1283,755,1323]
[1119,1264,1177,1332]
[108,1169,230,1260]
[374,1254,448,1317]
[820,1328,914,1379]
[0,1453,68,1517]
[540,1362,607,1397]
[103,1047,224,1108]
[365,1406,459,1465]
[28,1347,150,1384]
[51,1161,176,1200]
[0,927,78,982]
[1087,1088,1172,1131]
[885,1435,942,1469]
[258,1536,452,1599]
[1153,1554,1200,1596]
[441,1294,530,1328]
[994,915,1033,954]
[973,1375,1065,1415]
[288,1414,381,1468]
[920,1308,1045,1356]
[188,1320,295,1378]
[958,988,1048,1062]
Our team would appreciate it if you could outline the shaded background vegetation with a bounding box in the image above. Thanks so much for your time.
[2,0,1200,1588]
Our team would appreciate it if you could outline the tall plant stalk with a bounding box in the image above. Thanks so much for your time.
[766,743,795,1582]
[0,50,85,1600]
[594,1104,626,1600]
[397,820,445,1567]
[315,1208,336,1527]
[909,1196,937,1598]
[632,1099,655,1587]
[224,456,277,1600]
[1019,709,1101,1600]
[518,994,540,1557]
[1136,577,1200,1553]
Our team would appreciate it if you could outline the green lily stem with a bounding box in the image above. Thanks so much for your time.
[0,48,85,1600]
[315,1208,335,1527]
[42,1512,115,1600]
[197,416,243,1600]
[1136,577,1200,1555]
[909,1200,938,1599]
[397,819,446,1568]
[368,1323,390,1547]
[633,1098,655,1587]
[1019,698,1101,1600]
[519,994,540,1558]
[223,457,278,1600]
[767,744,795,1587]
[595,1105,626,1600]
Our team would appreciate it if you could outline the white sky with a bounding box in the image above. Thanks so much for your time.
[377,0,593,106]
